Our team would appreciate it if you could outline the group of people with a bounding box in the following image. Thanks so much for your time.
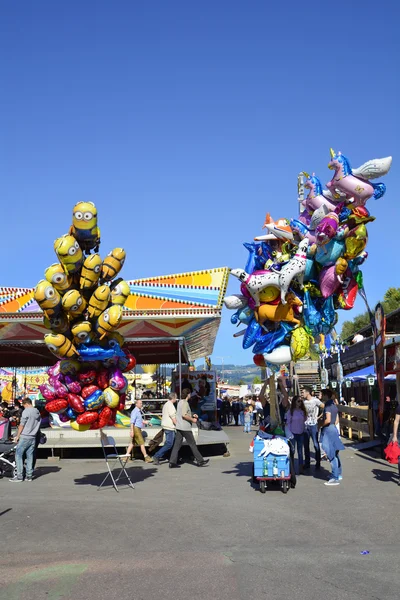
[218,396,264,427]
[124,390,209,468]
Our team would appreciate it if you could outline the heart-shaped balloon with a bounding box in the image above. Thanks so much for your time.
[67,393,85,414]
[39,384,56,401]
[45,398,68,414]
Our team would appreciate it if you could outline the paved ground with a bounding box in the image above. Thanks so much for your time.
[1,426,399,600]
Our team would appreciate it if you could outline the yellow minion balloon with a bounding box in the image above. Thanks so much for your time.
[54,235,83,275]
[43,313,70,335]
[70,201,101,252]
[71,320,94,345]
[44,334,78,359]
[95,305,123,339]
[80,254,102,292]
[106,331,125,348]
[62,290,87,319]
[87,285,110,320]
[44,263,74,295]
[101,248,126,282]
[34,280,62,318]
[110,280,130,306]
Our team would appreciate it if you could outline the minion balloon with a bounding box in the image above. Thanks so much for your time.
[95,305,123,340]
[44,263,74,295]
[44,333,79,359]
[71,320,95,345]
[34,280,62,318]
[101,248,126,282]
[54,235,83,275]
[80,254,102,292]
[87,285,110,320]
[62,290,87,319]
[110,279,130,306]
[70,201,101,252]
[43,313,71,336]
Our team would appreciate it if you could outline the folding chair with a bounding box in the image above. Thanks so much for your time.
[98,431,134,492]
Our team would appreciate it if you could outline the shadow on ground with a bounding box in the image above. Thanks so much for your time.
[74,466,157,487]
[34,466,61,479]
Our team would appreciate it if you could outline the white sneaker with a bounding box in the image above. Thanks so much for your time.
[324,478,340,486]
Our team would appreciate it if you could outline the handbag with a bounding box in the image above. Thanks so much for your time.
[39,431,47,445]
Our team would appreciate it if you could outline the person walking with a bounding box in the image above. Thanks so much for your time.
[301,386,324,470]
[286,396,307,474]
[320,389,345,485]
[124,399,153,463]
[9,398,40,482]
[221,396,230,426]
[255,397,263,426]
[243,407,252,433]
[152,393,177,465]
[169,389,209,468]
[232,398,240,426]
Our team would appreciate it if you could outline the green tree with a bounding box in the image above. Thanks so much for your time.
[341,312,371,340]
[382,287,400,313]
[253,376,262,384]
[238,379,245,385]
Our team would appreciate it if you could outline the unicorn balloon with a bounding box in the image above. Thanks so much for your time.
[327,149,388,206]
[300,173,336,213]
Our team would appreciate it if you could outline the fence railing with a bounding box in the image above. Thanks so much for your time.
[338,406,373,440]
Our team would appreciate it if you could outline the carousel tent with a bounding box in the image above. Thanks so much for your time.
[0,267,229,367]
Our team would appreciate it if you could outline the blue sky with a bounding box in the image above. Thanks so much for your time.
[1,1,399,365]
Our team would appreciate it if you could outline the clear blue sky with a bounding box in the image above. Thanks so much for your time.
[1,1,399,365]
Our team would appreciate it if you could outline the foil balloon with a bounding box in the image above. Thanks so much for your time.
[110,279,130,306]
[224,294,249,310]
[44,313,71,336]
[344,224,368,259]
[337,269,358,310]
[34,280,62,318]
[66,407,78,420]
[253,354,267,368]
[102,387,120,409]
[98,406,113,428]
[78,343,125,361]
[101,248,126,281]
[62,290,87,320]
[54,234,83,275]
[76,411,99,425]
[47,361,62,377]
[263,345,292,365]
[231,306,253,326]
[319,265,341,298]
[302,290,322,335]
[87,285,111,320]
[45,263,74,295]
[45,399,68,414]
[242,317,263,350]
[109,367,125,391]
[255,293,302,326]
[315,212,339,246]
[79,253,102,291]
[81,384,100,399]
[97,369,109,389]
[253,323,294,354]
[119,350,136,372]
[106,332,125,349]
[70,201,101,252]
[70,420,91,432]
[39,384,56,400]
[71,320,94,346]
[67,393,85,413]
[259,286,280,303]
[321,297,336,334]
[44,334,79,359]
[315,239,345,267]
[78,370,97,385]
[59,359,80,376]
[84,390,104,411]
[290,327,311,361]
[64,375,81,394]
[53,380,69,398]
[95,305,123,340]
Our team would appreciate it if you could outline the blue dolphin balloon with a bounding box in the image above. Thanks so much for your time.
[303,290,322,335]
[253,322,294,354]
[242,317,263,349]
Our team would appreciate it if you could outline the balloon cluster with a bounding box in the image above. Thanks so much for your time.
[226,150,392,368]
[34,202,136,431]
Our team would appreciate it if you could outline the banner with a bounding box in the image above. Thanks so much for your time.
[372,303,385,424]
[171,370,217,415]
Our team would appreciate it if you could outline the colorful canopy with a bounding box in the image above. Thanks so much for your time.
[0,267,229,366]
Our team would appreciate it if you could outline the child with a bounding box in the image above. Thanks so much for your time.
[243,407,252,433]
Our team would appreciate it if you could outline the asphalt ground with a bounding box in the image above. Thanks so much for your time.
[1,426,399,600]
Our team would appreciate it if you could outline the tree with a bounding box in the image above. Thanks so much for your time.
[238,379,245,385]
[253,376,262,384]
[340,287,400,339]
[382,287,400,313]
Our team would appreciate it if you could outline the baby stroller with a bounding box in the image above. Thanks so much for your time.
[0,418,17,479]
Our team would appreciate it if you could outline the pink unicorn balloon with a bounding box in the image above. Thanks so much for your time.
[327,149,386,207]
[300,173,336,213]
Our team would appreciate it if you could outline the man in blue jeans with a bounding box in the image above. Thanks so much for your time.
[152,393,177,465]
[301,387,324,470]
[10,398,41,482]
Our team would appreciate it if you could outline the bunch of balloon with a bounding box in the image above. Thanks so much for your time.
[226,150,392,371]
[34,202,136,431]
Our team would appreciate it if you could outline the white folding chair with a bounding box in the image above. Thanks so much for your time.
[98,431,134,492]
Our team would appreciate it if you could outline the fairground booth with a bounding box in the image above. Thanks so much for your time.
[0,268,230,455]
